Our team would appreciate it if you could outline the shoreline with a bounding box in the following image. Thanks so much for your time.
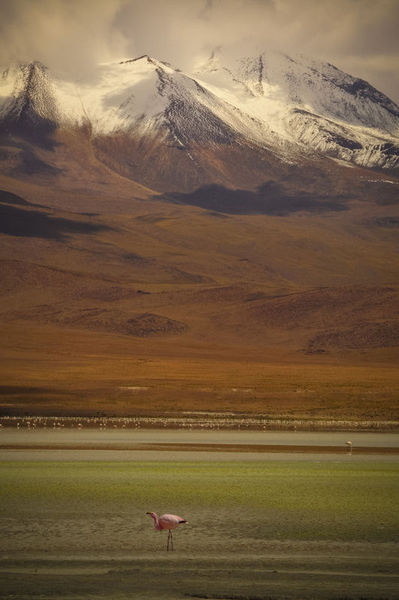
[1,415,399,432]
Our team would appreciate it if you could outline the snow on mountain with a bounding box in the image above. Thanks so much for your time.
[1,50,399,170]
[0,62,59,129]
[0,56,275,149]
[194,49,399,168]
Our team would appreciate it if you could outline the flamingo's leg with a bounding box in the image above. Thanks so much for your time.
[167,530,171,551]
[170,530,174,551]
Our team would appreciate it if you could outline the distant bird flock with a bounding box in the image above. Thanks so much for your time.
[0,415,385,431]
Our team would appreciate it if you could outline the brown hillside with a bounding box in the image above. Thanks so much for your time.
[1,130,399,420]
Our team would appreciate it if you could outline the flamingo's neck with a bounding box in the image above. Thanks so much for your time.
[151,512,160,530]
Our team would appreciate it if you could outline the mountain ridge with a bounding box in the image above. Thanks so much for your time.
[1,49,399,186]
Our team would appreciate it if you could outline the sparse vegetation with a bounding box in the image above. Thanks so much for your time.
[1,460,398,542]
[1,459,399,598]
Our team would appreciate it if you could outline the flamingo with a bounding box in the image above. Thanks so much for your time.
[146,512,188,551]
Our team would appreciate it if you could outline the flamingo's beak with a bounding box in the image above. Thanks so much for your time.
[146,511,152,515]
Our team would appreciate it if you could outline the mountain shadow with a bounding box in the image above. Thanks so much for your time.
[163,182,349,215]
[0,190,112,240]
[0,189,42,207]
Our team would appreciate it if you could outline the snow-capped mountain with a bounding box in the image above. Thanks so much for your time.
[1,50,399,190]
[194,49,399,168]
[0,56,282,151]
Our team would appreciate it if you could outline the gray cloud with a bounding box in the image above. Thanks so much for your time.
[0,0,128,76]
[0,0,398,102]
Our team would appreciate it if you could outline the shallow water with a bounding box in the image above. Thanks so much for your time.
[2,427,399,446]
[2,448,399,462]
[1,428,398,462]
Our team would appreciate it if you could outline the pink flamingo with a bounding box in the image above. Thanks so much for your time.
[146,512,188,551]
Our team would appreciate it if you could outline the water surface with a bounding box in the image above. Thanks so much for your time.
[1,428,398,462]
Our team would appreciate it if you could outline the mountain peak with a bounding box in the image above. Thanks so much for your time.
[120,54,153,65]
[1,51,398,172]
[0,59,59,143]
[118,55,175,72]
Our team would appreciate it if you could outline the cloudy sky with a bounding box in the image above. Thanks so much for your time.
[1,0,398,103]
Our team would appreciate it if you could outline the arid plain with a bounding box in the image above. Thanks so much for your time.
[1,129,399,422]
